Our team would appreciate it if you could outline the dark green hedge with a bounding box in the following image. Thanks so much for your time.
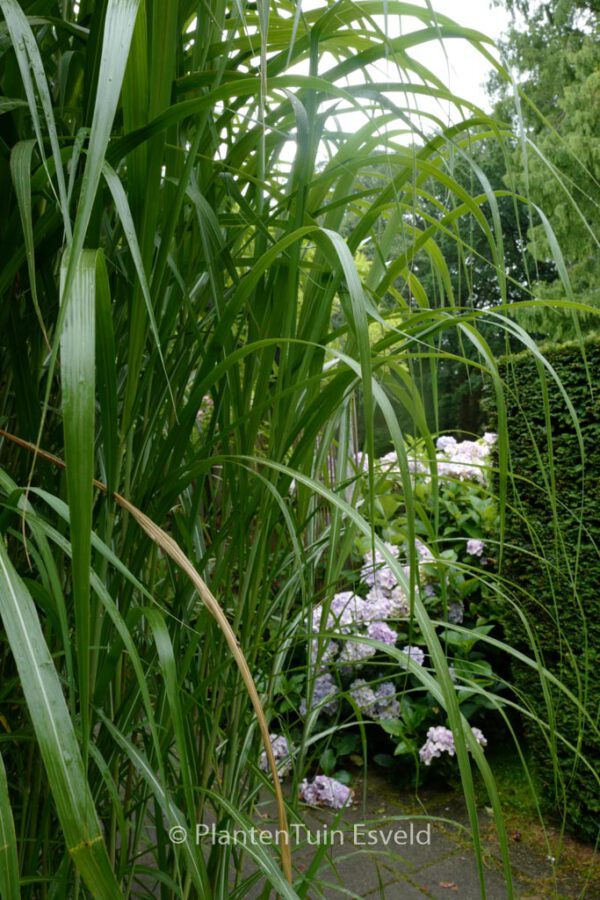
[484,333,600,843]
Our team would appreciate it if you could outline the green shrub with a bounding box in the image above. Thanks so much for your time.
[295,433,504,782]
[485,334,600,842]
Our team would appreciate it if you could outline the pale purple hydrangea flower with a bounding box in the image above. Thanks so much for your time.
[372,681,401,720]
[388,585,410,617]
[332,592,366,629]
[375,451,429,479]
[195,393,214,429]
[363,587,393,621]
[300,673,339,717]
[408,457,429,476]
[310,639,339,665]
[299,775,353,809]
[466,538,485,557]
[310,592,365,635]
[471,727,488,748]
[361,544,399,591]
[403,545,435,590]
[259,734,293,777]
[367,620,398,645]
[349,679,377,713]
[349,680,400,721]
[436,435,457,453]
[378,451,398,469]
[413,539,434,563]
[353,452,370,473]
[376,450,430,479]
[363,582,409,621]
[402,645,425,667]
[419,726,456,764]
[339,639,377,665]
[374,433,496,489]
[361,563,397,593]
[435,436,494,484]
[330,591,362,620]
[419,725,488,765]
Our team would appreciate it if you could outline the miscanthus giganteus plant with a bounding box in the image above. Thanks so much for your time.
[0,1,597,897]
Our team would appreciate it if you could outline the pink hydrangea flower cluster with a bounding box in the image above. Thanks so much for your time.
[418,725,488,765]
[307,562,411,677]
[466,538,485,557]
[303,536,433,715]
[434,435,497,485]
[376,433,497,486]
[299,775,353,809]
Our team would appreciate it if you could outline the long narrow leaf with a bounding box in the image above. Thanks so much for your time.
[0,542,120,896]
[59,249,97,757]
[9,140,48,345]
[0,0,71,237]
[0,750,19,900]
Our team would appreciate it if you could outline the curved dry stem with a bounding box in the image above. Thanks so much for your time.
[0,427,292,884]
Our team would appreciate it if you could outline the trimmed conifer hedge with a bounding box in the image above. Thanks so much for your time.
[485,334,600,842]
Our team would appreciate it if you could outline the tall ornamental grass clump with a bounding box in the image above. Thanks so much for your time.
[0,0,597,896]
[484,335,600,843]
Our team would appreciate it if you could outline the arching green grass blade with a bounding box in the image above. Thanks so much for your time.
[0,750,19,900]
[94,253,118,497]
[0,0,71,238]
[9,140,48,344]
[59,249,97,758]
[0,542,120,896]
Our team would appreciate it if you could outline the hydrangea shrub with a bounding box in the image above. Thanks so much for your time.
[299,432,499,780]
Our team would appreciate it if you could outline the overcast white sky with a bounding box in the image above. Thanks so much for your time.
[223,2,516,163]
[408,0,512,112]
[291,0,514,152]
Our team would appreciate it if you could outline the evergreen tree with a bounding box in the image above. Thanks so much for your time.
[490,0,600,336]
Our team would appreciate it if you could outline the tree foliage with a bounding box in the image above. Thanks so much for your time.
[490,0,600,337]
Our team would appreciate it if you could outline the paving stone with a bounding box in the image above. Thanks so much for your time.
[411,856,510,899]
[364,880,432,899]
[302,851,407,899]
